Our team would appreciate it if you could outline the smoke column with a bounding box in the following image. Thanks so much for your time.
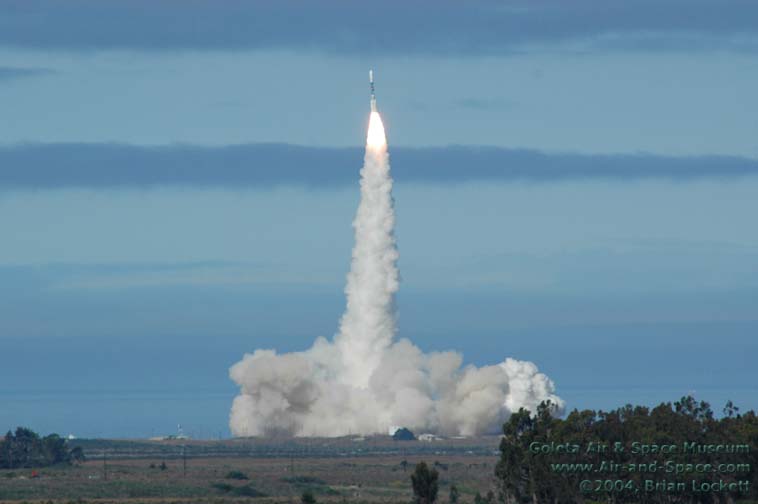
[334,111,397,388]
[229,106,563,438]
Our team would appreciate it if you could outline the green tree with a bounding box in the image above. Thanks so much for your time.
[69,446,85,464]
[301,489,317,504]
[0,427,81,468]
[473,491,494,504]
[495,397,758,503]
[495,408,533,503]
[411,461,439,504]
[449,484,459,504]
[723,399,740,418]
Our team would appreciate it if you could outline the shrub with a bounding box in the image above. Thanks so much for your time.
[211,482,233,493]
[449,484,459,504]
[233,485,267,497]
[282,475,327,485]
[301,489,317,504]
[411,461,439,504]
[225,470,249,480]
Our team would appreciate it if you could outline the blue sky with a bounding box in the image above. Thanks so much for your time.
[1,0,757,438]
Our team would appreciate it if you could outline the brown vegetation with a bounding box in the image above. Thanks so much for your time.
[0,438,500,503]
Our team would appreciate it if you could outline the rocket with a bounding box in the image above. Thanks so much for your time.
[369,69,377,112]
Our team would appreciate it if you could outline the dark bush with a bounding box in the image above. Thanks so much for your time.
[0,427,84,468]
[301,489,317,504]
[282,475,327,485]
[211,482,233,493]
[411,461,438,504]
[233,484,267,497]
[225,470,249,480]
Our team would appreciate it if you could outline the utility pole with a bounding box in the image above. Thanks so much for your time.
[103,451,107,481]
[182,445,187,477]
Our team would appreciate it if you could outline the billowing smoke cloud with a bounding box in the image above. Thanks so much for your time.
[229,111,563,437]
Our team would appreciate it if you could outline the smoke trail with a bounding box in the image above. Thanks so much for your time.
[229,110,563,438]
[334,112,398,388]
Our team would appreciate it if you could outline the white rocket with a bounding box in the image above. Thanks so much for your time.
[369,69,377,112]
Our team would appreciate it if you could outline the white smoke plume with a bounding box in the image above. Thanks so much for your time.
[229,111,563,437]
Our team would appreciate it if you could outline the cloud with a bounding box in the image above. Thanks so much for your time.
[1,142,757,190]
[0,261,337,291]
[0,0,757,54]
[0,66,54,81]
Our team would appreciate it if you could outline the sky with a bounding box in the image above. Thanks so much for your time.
[1,0,757,438]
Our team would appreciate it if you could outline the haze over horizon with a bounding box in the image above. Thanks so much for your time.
[1,0,757,438]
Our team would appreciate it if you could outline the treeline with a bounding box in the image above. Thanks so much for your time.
[495,396,758,503]
[0,427,85,468]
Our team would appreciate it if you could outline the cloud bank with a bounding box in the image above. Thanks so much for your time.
[1,143,756,190]
[0,66,54,81]
[1,0,757,54]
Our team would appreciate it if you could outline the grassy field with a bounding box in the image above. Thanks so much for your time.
[0,436,501,503]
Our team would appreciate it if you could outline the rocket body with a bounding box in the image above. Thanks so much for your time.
[369,69,377,112]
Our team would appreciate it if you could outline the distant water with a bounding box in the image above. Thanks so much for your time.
[0,390,235,439]
[2,386,755,439]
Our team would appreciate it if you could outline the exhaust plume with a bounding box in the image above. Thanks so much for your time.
[335,111,396,389]
[229,108,563,438]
